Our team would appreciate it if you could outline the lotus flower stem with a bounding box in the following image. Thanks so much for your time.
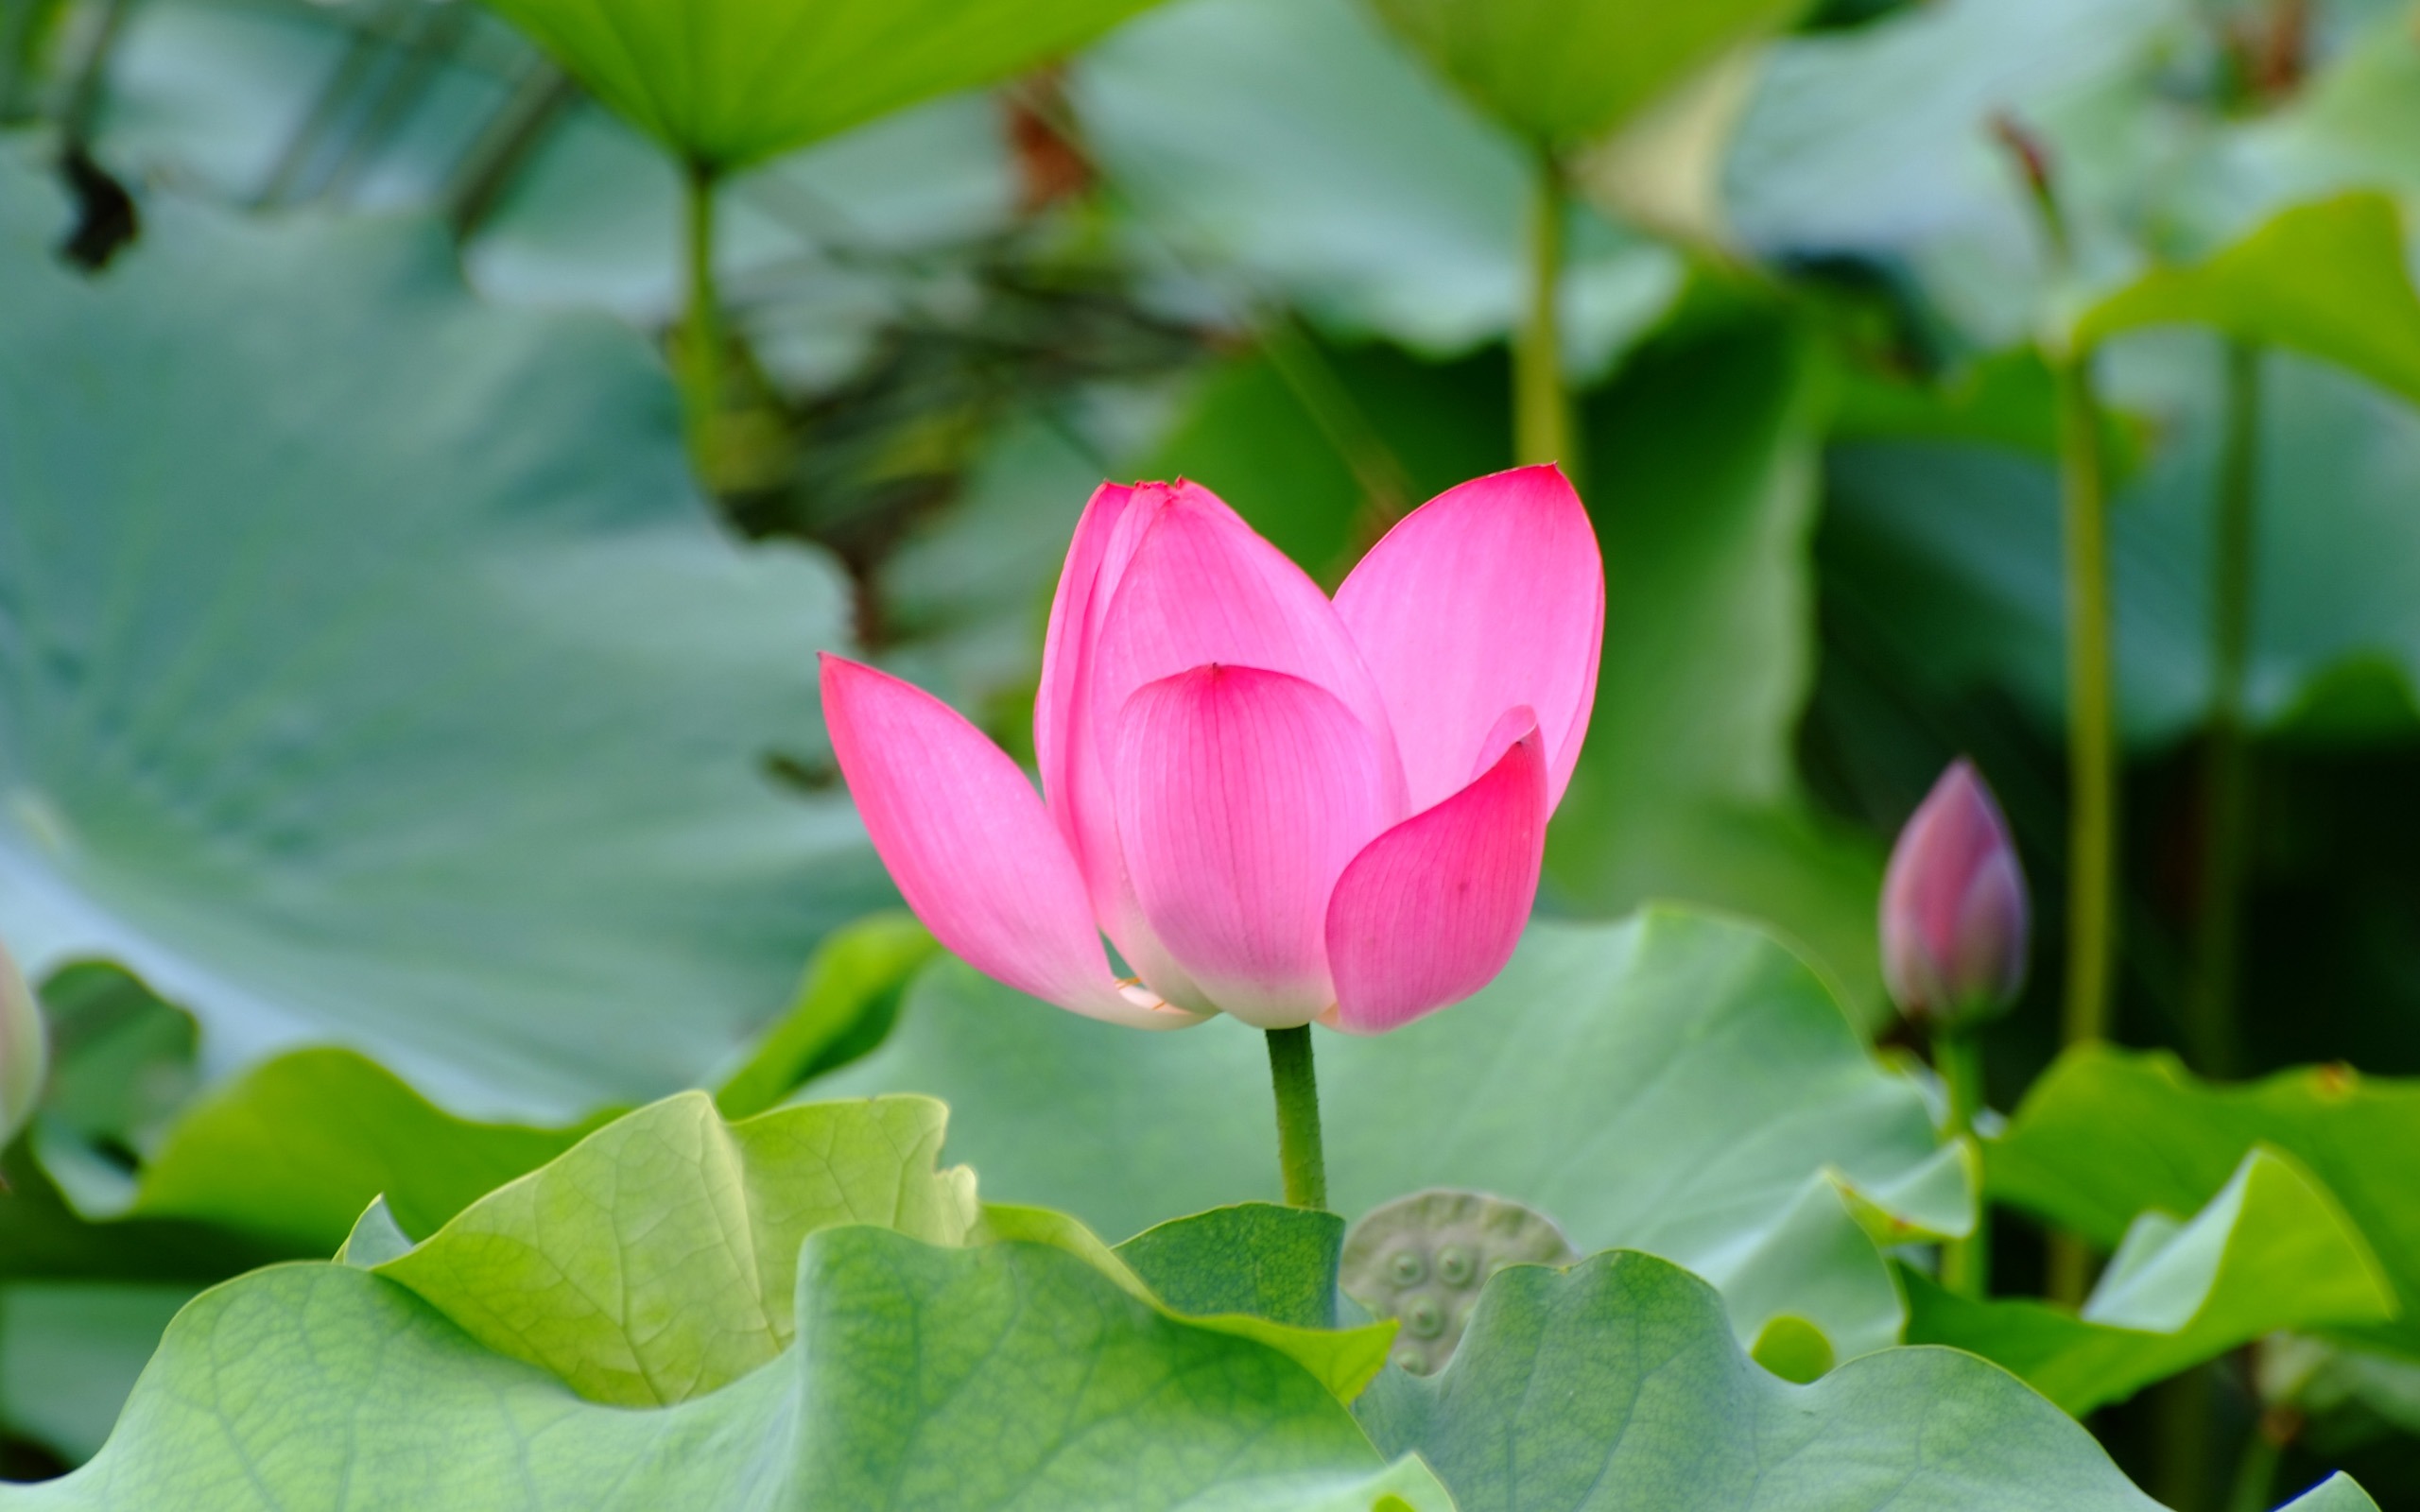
[679,158,726,481]
[1264,1026,1329,1210]
[2056,350,2118,1049]
[1515,149,1571,473]
[1935,1029,1988,1297]
[2187,341,2262,1079]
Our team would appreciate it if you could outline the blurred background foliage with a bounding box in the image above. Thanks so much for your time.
[11,0,2420,1503]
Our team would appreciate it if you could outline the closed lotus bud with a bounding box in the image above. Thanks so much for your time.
[0,939,44,1147]
[1880,760,2030,1027]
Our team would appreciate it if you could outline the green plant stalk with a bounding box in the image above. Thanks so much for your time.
[1936,1028,1989,1297]
[2047,345,2116,1310]
[2057,349,2118,1048]
[1515,147,1572,474]
[2187,341,2262,1080]
[680,158,726,482]
[1264,1026,1328,1210]
[2223,1409,2295,1512]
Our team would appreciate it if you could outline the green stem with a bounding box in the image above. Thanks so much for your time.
[1514,147,1572,475]
[1937,1029,1989,1297]
[2153,1366,2218,1512]
[1264,1026,1328,1211]
[2048,347,2117,1310]
[2057,349,2118,1049]
[2187,341,2262,1080]
[2223,1409,2295,1512]
[679,158,726,483]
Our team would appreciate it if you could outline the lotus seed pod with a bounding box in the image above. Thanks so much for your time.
[1879,759,2030,1029]
[1340,1189,1577,1376]
[0,940,47,1146]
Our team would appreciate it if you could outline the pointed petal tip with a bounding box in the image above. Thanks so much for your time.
[1324,720,1547,1035]
[821,656,1164,1029]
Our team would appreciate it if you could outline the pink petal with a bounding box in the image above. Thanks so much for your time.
[1112,664,1391,1028]
[1028,482,1219,1006]
[1091,482,1408,820]
[1034,481,1136,823]
[1334,464,1603,814]
[1325,719,1549,1035]
[821,655,1203,1031]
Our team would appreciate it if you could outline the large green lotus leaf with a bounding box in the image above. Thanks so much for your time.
[0,161,893,1117]
[1354,1246,2374,1512]
[476,0,1164,171]
[1989,1045,2420,1359]
[825,907,1968,1363]
[0,1230,1453,1512]
[1907,1148,2395,1415]
[1073,0,1679,363]
[1824,333,2420,748]
[1364,0,1808,148]
[2077,194,2420,405]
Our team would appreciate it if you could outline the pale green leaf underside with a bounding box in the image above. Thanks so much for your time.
[376,1093,978,1405]
[1910,1147,2397,1413]
[0,158,889,1118]
[1357,1248,2373,1512]
[1990,1046,2420,1361]
[478,0,1168,170]
[1368,0,1808,146]
[826,908,1965,1363]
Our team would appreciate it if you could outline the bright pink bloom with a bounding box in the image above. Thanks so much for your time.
[821,464,1602,1033]
[1879,759,2030,1025]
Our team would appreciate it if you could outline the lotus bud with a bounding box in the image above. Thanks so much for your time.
[1880,760,2029,1028]
[0,939,46,1146]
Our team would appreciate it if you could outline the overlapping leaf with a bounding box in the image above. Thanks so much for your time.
[1990,1046,2420,1360]
[0,159,890,1116]
[826,906,1967,1365]
[1909,1148,2396,1413]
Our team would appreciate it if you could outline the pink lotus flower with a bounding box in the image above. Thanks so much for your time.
[1879,759,2030,1025]
[821,464,1603,1034]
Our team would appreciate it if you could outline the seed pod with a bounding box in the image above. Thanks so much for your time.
[1340,1189,1576,1376]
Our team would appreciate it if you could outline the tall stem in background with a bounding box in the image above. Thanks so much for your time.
[2048,346,2116,1308]
[2187,341,2263,1079]
[679,159,726,482]
[1515,148,1572,473]
[1264,1026,1329,1210]
[1936,1030,1990,1297]
[2058,349,2118,1048]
